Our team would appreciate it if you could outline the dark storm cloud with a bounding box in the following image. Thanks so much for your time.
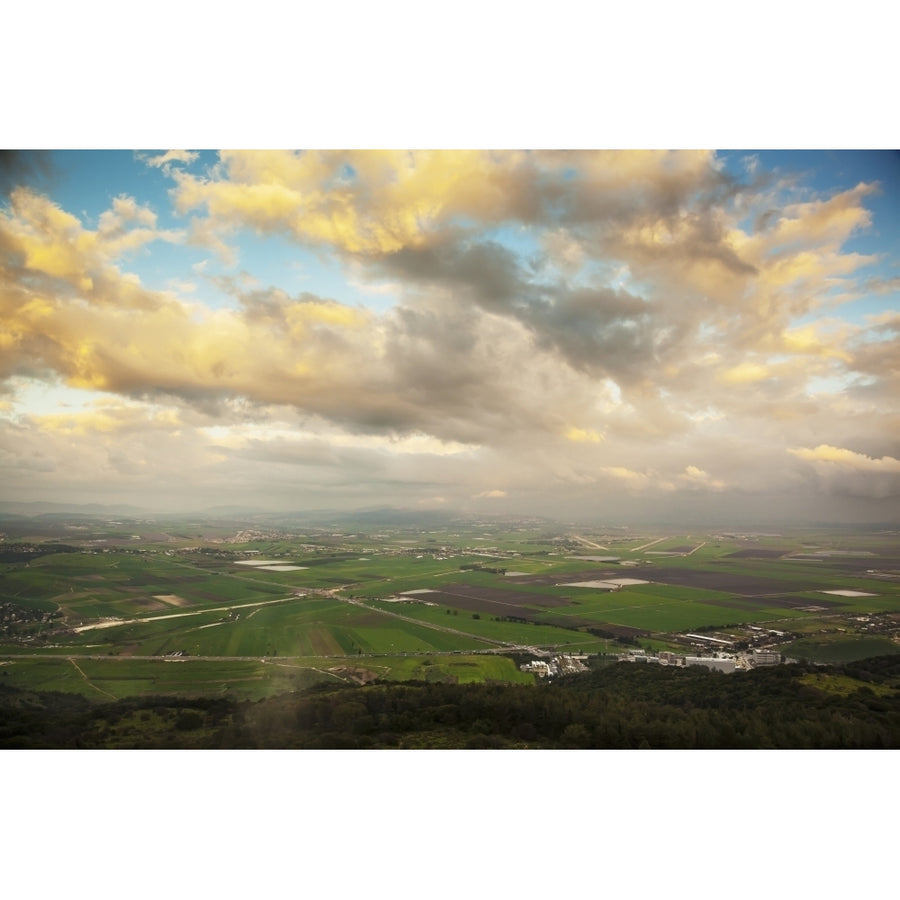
[0,150,54,198]
[525,285,657,380]
[538,149,738,229]
[379,240,524,311]
[378,237,670,389]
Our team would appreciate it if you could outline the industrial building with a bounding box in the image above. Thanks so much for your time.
[684,656,736,673]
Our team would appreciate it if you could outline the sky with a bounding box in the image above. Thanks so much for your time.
[1,149,898,523]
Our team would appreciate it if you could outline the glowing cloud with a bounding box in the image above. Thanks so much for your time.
[601,466,650,486]
[680,465,726,490]
[565,426,604,443]
[789,445,900,472]
[719,363,770,385]
[170,149,538,256]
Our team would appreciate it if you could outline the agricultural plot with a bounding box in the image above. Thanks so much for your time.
[780,636,900,665]
[345,624,486,654]
[367,598,600,650]
[0,656,333,701]
[371,653,536,685]
[413,590,550,622]
[430,582,572,609]
[750,587,900,617]
[505,565,626,586]
[726,548,789,559]
[542,588,750,633]
[219,552,494,594]
[706,594,844,613]
[628,566,827,595]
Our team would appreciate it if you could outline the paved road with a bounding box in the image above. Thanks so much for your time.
[630,537,665,552]
[570,534,610,551]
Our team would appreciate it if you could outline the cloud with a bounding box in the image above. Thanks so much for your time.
[140,150,199,168]
[600,466,651,487]
[376,237,661,392]
[769,183,876,250]
[2,219,603,447]
[565,426,604,444]
[788,445,900,499]
[169,149,540,256]
[862,275,900,295]
[473,489,507,499]
[2,152,896,518]
[789,444,900,472]
[31,402,181,436]
[0,187,183,304]
[0,150,54,197]
[719,362,770,385]
[679,465,726,491]
[162,151,881,403]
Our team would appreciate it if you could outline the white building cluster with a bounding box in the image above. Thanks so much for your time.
[520,655,589,678]
[520,647,784,679]
[624,647,782,672]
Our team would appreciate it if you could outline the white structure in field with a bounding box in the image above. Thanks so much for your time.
[685,633,733,646]
[521,660,556,677]
[751,649,782,666]
[520,655,588,677]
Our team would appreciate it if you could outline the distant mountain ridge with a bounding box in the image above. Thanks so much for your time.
[0,500,894,532]
[0,501,148,517]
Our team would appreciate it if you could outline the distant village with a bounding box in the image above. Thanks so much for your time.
[520,647,783,678]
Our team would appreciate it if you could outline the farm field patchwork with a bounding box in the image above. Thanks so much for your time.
[2,518,899,698]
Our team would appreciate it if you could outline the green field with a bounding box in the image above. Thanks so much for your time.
[0,656,320,701]
[0,651,536,699]
[372,654,536,684]
[780,636,900,664]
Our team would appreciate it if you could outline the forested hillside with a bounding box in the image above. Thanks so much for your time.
[3,656,899,749]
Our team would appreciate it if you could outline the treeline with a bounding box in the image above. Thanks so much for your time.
[2,656,900,749]
[0,543,82,563]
